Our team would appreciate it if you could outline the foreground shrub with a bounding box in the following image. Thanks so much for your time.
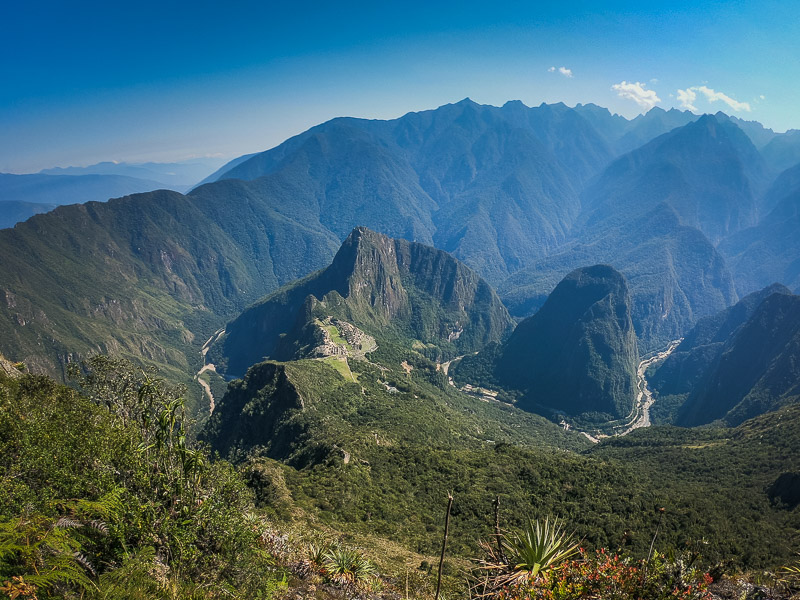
[781,556,800,596]
[476,516,580,591]
[322,546,378,586]
[475,548,713,600]
[0,360,289,598]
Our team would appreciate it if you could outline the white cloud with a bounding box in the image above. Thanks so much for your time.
[760,94,766,100]
[548,66,573,78]
[611,81,661,110]
[677,88,698,112]
[692,85,751,112]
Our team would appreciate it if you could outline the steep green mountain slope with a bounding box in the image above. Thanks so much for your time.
[211,227,515,377]
[0,184,340,408]
[0,358,297,599]
[202,353,589,464]
[676,291,800,426]
[455,265,639,423]
[720,162,800,295]
[202,337,800,568]
[649,283,792,423]
[4,348,799,600]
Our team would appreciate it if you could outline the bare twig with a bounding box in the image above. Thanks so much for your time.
[493,495,504,561]
[435,492,454,600]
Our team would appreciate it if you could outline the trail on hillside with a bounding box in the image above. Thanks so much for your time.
[196,328,225,415]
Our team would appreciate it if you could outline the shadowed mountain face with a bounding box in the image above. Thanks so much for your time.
[675,291,800,427]
[456,265,639,422]
[212,227,515,377]
[720,163,800,295]
[0,185,340,387]
[651,283,793,402]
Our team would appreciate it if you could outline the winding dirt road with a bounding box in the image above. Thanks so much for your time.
[580,338,683,443]
[618,338,683,436]
[196,328,224,415]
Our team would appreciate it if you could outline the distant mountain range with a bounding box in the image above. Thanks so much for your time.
[39,158,226,189]
[0,172,166,228]
[1,98,800,423]
[0,158,225,228]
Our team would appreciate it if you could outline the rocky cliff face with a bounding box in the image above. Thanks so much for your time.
[213,227,515,377]
[324,226,412,323]
[503,265,639,419]
[0,353,22,379]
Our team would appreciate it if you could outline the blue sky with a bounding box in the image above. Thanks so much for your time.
[2,0,798,172]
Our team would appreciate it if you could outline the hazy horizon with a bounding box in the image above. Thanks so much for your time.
[3,0,798,172]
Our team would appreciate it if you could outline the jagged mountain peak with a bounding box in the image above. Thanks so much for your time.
[211,227,514,376]
[581,111,770,245]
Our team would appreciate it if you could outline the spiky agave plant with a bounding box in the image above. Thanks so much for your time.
[322,547,377,585]
[504,516,579,579]
[307,542,332,567]
[780,555,800,590]
[477,516,579,592]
